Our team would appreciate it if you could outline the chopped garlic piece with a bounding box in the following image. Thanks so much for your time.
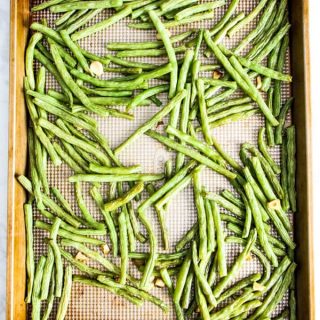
[90,61,104,77]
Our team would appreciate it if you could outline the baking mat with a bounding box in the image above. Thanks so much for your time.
[30,0,292,318]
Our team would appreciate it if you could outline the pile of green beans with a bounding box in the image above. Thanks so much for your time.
[22,0,296,318]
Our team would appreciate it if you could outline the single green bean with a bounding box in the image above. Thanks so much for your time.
[24,204,34,303]
[116,46,186,58]
[31,256,46,320]
[275,97,293,145]
[26,33,43,90]
[72,7,132,41]
[205,198,216,252]
[41,272,55,320]
[40,246,55,300]
[281,135,290,211]
[148,10,177,98]
[56,265,72,320]
[286,126,296,212]
[118,211,129,284]
[265,88,275,146]
[115,90,186,154]
[51,0,122,13]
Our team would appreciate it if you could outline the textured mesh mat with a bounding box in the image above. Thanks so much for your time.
[30,0,292,318]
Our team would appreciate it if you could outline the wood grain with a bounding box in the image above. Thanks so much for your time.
[6,0,314,319]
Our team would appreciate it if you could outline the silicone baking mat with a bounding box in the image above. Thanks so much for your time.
[30,0,292,318]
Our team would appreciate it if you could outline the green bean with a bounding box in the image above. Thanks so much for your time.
[54,9,76,26]
[116,211,128,284]
[115,90,185,154]
[73,275,142,305]
[51,0,122,13]
[50,188,73,218]
[233,0,277,54]
[137,211,157,289]
[217,273,261,304]
[115,46,186,58]
[281,135,290,211]
[209,200,226,278]
[286,126,297,212]
[174,84,191,171]
[88,164,140,175]
[81,86,133,98]
[24,204,34,303]
[36,42,53,62]
[227,0,268,37]
[35,66,46,94]
[53,142,83,173]
[221,190,245,209]
[46,37,77,68]
[243,183,278,267]
[30,22,64,45]
[209,0,240,36]
[129,10,217,29]
[72,6,131,41]
[148,10,177,98]
[173,255,191,303]
[106,54,157,70]
[60,248,106,277]
[31,0,64,11]
[204,199,216,253]
[146,130,237,180]
[261,45,281,92]
[40,246,55,300]
[275,97,293,145]
[251,156,277,201]
[41,272,55,320]
[75,182,105,230]
[34,133,49,195]
[166,126,222,164]
[28,128,44,210]
[206,192,244,217]
[104,182,144,211]
[57,8,89,31]
[35,220,105,245]
[265,89,275,146]
[49,218,63,297]
[214,229,257,298]
[191,242,216,307]
[208,104,255,124]
[56,265,72,320]
[107,30,193,50]
[31,256,46,320]
[26,33,43,90]
[60,30,90,74]
[90,186,118,257]
[196,79,212,145]
[226,236,271,284]
[273,36,290,116]
[257,128,281,175]
[205,89,236,112]
[128,84,168,110]
[200,64,220,71]
[201,78,237,90]
[181,270,194,309]
[175,1,225,21]
[190,170,207,260]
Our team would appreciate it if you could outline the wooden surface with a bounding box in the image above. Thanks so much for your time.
[7,0,29,319]
[6,0,314,319]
